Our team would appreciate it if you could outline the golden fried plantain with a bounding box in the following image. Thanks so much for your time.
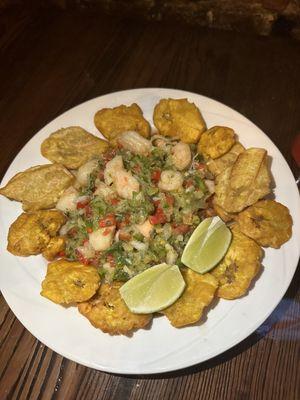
[214,148,271,213]
[207,142,245,176]
[212,197,236,223]
[161,269,218,328]
[42,236,66,261]
[211,226,263,299]
[0,164,74,211]
[7,210,66,257]
[94,103,150,145]
[236,200,292,248]
[41,260,100,304]
[197,126,235,159]
[153,98,206,144]
[41,126,109,169]
[78,282,152,335]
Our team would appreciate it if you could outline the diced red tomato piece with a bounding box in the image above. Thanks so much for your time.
[106,253,116,267]
[76,250,90,265]
[151,169,161,183]
[76,199,90,209]
[165,193,174,206]
[194,162,206,170]
[58,251,65,258]
[98,214,116,228]
[110,197,120,205]
[172,224,191,235]
[119,231,131,241]
[149,207,167,225]
[86,227,93,233]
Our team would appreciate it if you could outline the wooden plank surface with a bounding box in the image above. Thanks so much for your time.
[0,5,299,400]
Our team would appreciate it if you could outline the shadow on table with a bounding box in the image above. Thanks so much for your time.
[118,259,300,379]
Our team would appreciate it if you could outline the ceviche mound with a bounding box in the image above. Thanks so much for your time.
[0,98,293,335]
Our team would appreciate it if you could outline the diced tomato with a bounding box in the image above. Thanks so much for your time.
[76,250,90,265]
[77,199,90,209]
[133,164,141,174]
[106,253,116,267]
[172,224,191,235]
[194,162,206,170]
[58,251,65,258]
[85,205,93,217]
[86,227,93,233]
[184,178,194,188]
[98,214,116,228]
[149,207,167,225]
[117,214,131,229]
[103,149,117,163]
[83,238,89,245]
[110,197,120,205]
[165,193,174,206]
[68,227,78,237]
[119,231,131,241]
[98,170,104,181]
[151,169,161,183]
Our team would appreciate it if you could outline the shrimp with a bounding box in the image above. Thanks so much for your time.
[77,159,99,186]
[104,155,124,185]
[171,142,191,170]
[89,226,116,251]
[117,131,152,156]
[94,182,116,200]
[136,219,153,239]
[158,170,183,192]
[56,187,79,212]
[114,170,140,199]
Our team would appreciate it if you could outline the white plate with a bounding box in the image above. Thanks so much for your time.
[0,88,299,375]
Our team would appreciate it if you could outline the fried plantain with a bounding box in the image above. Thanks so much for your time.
[41,260,100,304]
[94,103,150,145]
[161,268,218,328]
[153,98,206,144]
[211,226,263,299]
[0,164,74,211]
[236,200,292,248]
[78,282,152,335]
[7,210,66,257]
[207,142,245,176]
[41,126,109,169]
[197,126,235,159]
[214,148,271,213]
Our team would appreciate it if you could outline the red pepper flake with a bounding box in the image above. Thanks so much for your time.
[76,250,90,265]
[58,251,65,258]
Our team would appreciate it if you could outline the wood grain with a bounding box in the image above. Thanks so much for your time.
[0,5,299,400]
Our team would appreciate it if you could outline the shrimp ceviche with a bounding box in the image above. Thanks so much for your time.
[0,98,292,335]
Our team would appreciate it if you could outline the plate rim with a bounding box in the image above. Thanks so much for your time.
[0,87,299,375]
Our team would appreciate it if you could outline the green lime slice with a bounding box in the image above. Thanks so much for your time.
[181,216,232,273]
[119,263,185,314]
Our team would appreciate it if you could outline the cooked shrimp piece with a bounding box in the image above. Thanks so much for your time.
[94,182,116,200]
[104,155,124,185]
[117,131,152,156]
[77,159,99,186]
[158,170,183,192]
[171,142,191,170]
[136,219,153,239]
[56,187,79,212]
[114,170,140,199]
[89,226,116,251]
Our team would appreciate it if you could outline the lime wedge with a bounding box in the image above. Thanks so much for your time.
[181,216,232,273]
[119,263,185,314]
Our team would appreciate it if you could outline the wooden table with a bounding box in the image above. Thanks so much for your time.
[0,5,299,400]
